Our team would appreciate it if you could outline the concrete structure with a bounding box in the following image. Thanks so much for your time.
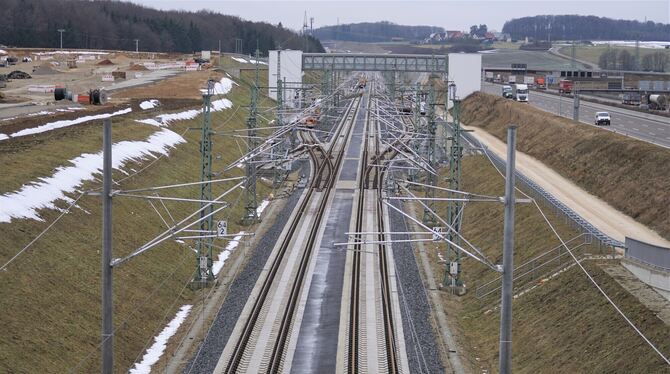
[623,237,670,301]
[448,53,482,102]
[268,50,303,105]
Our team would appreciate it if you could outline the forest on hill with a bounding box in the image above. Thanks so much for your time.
[503,15,670,41]
[313,21,442,43]
[0,0,324,54]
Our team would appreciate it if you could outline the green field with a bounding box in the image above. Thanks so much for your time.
[558,44,670,68]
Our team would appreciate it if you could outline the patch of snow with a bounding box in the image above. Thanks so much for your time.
[0,133,8,141]
[135,118,164,127]
[27,110,55,117]
[256,200,270,216]
[211,98,233,111]
[6,108,132,140]
[139,99,160,110]
[136,97,232,127]
[0,49,7,55]
[591,40,670,49]
[212,231,245,276]
[248,59,268,65]
[231,57,248,63]
[34,50,109,56]
[0,129,185,223]
[128,304,192,374]
[201,77,238,95]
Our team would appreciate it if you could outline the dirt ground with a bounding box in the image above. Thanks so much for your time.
[116,70,224,99]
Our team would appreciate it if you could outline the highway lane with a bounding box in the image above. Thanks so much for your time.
[481,82,670,149]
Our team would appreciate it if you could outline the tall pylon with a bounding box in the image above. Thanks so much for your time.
[242,49,261,225]
[273,49,289,188]
[444,95,464,289]
[195,80,215,282]
[422,84,438,226]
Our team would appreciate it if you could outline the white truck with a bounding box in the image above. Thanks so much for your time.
[523,76,535,87]
[512,84,529,102]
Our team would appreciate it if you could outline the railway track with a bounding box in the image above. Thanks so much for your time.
[215,92,362,374]
[346,80,403,373]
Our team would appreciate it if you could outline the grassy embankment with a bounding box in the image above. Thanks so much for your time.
[416,156,670,373]
[0,63,277,372]
[460,92,670,241]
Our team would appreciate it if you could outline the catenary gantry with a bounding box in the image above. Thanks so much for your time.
[302,53,447,73]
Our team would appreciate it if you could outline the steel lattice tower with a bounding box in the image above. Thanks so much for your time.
[243,50,261,225]
[195,80,215,282]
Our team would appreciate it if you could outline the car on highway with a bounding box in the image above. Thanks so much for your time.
[502,85,513,99]
[595,111,611,126]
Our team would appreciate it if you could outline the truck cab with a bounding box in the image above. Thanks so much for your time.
[512,84,529,102]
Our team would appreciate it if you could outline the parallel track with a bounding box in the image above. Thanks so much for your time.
[348,83,400,373]
[222,94,361,374]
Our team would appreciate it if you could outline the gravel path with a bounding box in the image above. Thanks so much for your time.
[389,200,445,374]
[183,160,308,373]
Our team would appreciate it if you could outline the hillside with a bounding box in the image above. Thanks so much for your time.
[460,92,670,241]
[313,21,442,43]
[0,60,278,372]
[418,155,670,373]
[0,0,324,54]
[503,15,670,42]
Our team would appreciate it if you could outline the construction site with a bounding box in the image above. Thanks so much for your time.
[1,2,670,374]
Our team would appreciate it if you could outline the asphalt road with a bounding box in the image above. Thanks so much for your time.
[482,82,670,149]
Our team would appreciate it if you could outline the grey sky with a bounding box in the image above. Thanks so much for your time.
[129,1,669,32]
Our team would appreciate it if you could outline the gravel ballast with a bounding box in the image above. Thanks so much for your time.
[389,200,446,374]
[184,160,308,373]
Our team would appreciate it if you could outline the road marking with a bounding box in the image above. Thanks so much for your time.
[633,128,640,131]
[649,132,656,136]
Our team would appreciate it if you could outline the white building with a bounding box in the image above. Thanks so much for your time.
[447,53,482,105]
[268,50,303,107]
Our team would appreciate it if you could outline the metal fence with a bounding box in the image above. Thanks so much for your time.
[625,237,670,271]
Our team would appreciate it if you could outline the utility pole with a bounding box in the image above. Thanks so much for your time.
[272,49,284,188]
[422,84,437,226]
[194,80,215,284]
[409,83,421,183]
[573,91,580,122]
[571,40,576,69]
[218,39,222,66]
[101,118,113,374]
[444,93,464,290]
[634,39,640,71]
[235,39,243,55]
[134,39,139,53]
[243,49,261,225]
[58,29,65,50]
[303,11,309,53]
[499,125,517,374]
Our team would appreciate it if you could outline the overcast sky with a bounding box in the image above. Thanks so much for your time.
[129,1,669,32]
